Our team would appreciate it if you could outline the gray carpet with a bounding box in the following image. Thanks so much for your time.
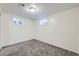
[0,39,78,56]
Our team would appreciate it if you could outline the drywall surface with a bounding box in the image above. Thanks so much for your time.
[35,7,79,53]
[0,12,10,47]
[0,12,35,47]
[9,16,35,45]
[77,15,79,54]
[0,8,1,48]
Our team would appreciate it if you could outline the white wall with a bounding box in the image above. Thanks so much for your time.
[77,14,79,54]
[9,16,35,45]
[0,8,1,48]
[0,12,35,47]
[0,12,10,47]
[35,7,79,53]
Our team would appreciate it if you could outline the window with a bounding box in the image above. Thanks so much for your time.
[40,17,48,26]
[12,16,23,26]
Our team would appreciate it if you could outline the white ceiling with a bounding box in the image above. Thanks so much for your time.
[0,3,79,20]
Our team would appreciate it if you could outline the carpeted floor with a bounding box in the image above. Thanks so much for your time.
[0,39,78,56]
